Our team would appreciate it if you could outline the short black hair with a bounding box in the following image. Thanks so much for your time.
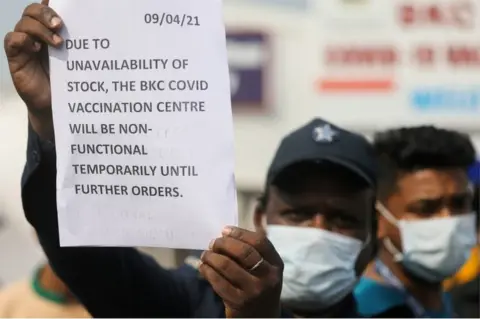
[374,126,476,201]
[257,161,370,210]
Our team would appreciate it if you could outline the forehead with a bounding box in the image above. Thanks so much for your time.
[272,161,367,191]
[396,168,469,200]
[266,162,373,210]
[267,171,374,211]
[268,185,372,209]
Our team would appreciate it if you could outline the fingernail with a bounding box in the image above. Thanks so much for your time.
[200,251,206,260]
[33,42,41,52]
[50,17,62,27]
[52,34,62,45]
[208,239,215,250]
[222,226,232,236]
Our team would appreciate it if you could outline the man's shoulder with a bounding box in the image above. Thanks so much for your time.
[354,277,411,317]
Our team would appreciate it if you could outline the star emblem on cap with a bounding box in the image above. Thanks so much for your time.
[312,124,337,143]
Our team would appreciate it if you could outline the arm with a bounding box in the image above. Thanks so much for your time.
[22,124,193,318]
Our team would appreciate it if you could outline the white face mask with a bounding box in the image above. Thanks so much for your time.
[267,225,363,311]
[377,202,477,282]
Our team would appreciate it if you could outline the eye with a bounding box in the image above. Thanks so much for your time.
[449,194,472,213]
[325,214,362,230]
[281,211,314,223]
[410,200,443,216]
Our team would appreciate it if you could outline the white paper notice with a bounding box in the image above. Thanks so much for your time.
[48,0,237,249]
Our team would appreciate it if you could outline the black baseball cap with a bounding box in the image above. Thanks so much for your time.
[266,118,377,187]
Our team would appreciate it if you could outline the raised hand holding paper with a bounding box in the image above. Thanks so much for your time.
[48,0,237,249]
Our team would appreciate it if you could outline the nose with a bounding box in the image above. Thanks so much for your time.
[438,206,452,218]
[307,214,327,230]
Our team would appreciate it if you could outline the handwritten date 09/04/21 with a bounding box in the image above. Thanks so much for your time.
[144,13,200,27]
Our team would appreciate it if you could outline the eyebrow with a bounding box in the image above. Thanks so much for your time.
[408,191,472,202]
[405,192,472,207]
[405,198,441,209]
[281,202,357,216]
[279,205,319,214]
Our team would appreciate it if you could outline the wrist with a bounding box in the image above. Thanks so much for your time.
[29,112,54,142]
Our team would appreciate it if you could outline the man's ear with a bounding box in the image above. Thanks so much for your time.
[253,205,267,235]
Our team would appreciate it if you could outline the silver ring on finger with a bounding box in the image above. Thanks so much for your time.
[248,257,264,272]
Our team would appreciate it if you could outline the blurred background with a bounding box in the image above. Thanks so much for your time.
[1,0,479,287]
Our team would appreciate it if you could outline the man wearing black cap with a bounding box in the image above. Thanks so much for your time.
[249,118,379,317]
[186,118,381,317]
[20,108,380,316]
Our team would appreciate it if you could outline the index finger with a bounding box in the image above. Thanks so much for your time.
[221,226,282,266]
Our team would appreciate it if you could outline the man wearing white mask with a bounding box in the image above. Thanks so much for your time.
[181,118,384,317]
[249,118,382,317]
[355,126,477,318]
[182,118,386,317]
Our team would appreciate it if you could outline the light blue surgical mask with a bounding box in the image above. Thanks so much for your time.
[267,225,363,311]
[377,202,477,282]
